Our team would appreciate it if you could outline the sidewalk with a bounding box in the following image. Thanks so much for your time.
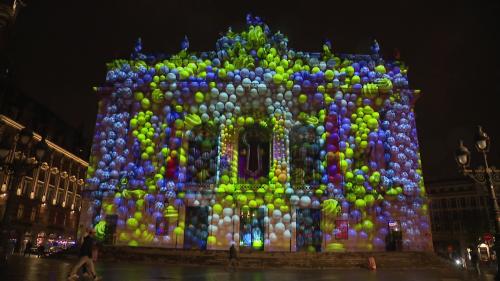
[0,255,485,281]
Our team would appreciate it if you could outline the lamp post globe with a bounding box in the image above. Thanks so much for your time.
[455,140,470,168]
[475,126,490,152]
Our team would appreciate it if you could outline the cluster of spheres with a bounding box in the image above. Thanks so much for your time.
[87,15,432,252]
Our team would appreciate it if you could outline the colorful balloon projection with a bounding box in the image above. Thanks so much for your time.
[87,15,432,252]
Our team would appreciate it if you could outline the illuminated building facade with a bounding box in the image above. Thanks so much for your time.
[87,17,432,252]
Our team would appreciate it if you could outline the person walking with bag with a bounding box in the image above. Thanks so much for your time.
[67,229,101,280]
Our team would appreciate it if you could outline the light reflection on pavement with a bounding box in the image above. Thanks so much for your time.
[0,255,493,281]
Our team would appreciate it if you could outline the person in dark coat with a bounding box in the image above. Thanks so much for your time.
[24,240,32,257]
[227,243,238,271]
[67,229,100,280]
[37,244,45,258]
[470,246,480,275]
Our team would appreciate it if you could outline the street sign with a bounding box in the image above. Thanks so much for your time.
[484,233,494,243]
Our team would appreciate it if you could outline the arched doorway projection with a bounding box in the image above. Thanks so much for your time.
[237,124,271,184]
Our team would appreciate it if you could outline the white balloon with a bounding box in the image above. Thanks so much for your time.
[272,209,282,220]
[269,232,277,242]
[223,208,233,217]
[212,214,219,223]
[162,235,171,243]
[219,92,228,102]
[236,85,244,96]
[226,84,235,95]
[275,222,285,234]
[208,225,218,234]
[300,196,311,208]
[263,216,270,225]
[250,88,258,98]
[211,88,219,98]
[283,213,291,224]
[232,215,240,224]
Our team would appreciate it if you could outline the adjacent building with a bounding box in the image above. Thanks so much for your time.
[0,114,88,252]
[427,178,496,257]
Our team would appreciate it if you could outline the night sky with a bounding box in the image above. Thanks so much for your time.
[6,0,500,182]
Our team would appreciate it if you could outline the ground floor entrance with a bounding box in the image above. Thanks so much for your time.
[184,206,209,250]
[239,207,265,251]
[296,208,322,252]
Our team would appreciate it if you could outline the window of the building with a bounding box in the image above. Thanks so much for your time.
[30,208,37,222]
[238,124,271,184]
[57,189,64,204]
[75,196,81,209]
[450,198,457,209]
[37,183,45,199]
[22,179,31,195]
[458,198,465,208]
[186,124,218,185]
[66,192,73,205]
[441,198,447,209]
[17,204,24,220]
[290,125,322,187]
[470,197,477,208]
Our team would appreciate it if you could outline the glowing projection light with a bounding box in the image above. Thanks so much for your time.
[86,14,432,253]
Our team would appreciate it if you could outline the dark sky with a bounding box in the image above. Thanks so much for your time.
[7,0,500,182]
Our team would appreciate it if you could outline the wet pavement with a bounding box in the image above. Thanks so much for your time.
[0,255,494,281]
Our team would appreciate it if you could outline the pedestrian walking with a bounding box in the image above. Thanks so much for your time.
[227,243,238,272]
[67,229,101,281]
[470,246,481,275]
[24,240,32,257]
[37,244,44,258]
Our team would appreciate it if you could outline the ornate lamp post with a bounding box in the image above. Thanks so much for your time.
[0,124,48,258]
[455,126,500,279]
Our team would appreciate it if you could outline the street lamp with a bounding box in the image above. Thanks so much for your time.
[455,126,500,280]
[0,125,49,255]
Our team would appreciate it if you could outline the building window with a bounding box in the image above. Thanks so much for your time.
[441,198,447,209]
[17,204,24,220]
[238,124,271,184]
[186,124,218,184]
[22,179,31,195]
[47,186,55,203]
[458,197,468,208]
[30,208,37,222]
[290,125,322,187]
[36,183,45,199]
[57,189,64,204]
[66,192,73,205]
[470,197,477,208]
[450,198,457,209]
